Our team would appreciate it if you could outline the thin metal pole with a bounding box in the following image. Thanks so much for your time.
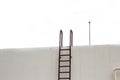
[89,21,91,46]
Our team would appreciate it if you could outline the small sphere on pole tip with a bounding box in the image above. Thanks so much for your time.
[88,21,91,23]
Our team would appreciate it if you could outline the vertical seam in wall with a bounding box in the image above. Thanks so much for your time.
[94,46,96,80]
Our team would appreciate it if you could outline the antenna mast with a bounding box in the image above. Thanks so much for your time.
[89,21,91,46]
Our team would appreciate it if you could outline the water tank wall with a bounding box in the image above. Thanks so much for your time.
[0,45,120,80]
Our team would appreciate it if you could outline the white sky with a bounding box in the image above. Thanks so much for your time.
[0,0,120,49]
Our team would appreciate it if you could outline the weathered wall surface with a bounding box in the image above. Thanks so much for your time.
[0,45,120,80]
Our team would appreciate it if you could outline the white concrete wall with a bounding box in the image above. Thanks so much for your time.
[0,45,120,80]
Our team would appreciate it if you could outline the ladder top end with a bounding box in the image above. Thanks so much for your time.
[70,30,73,33]
[60,30,63,33]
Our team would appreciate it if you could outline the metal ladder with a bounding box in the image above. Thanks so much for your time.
[58,30,73,80]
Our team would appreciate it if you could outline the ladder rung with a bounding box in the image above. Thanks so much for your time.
[59,78,70,79]
[60,71,70,73]
[60,65,70,67]
[60,49,70,51]
[60,60,70,62]
[60,54,70,56]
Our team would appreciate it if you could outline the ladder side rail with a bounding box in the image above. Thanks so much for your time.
[69,30,73,47]
[69,30,73,80]
[59,30,63,48]
[58,30,63,80]
[69,47,71,80]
